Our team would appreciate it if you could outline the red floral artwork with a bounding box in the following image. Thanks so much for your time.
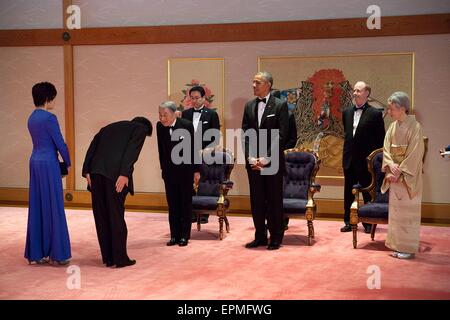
[307,69,346,130]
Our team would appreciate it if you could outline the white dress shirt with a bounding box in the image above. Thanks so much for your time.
[353,105,364,137]
[169,118,177,135]
[257,93,271,127]
[192,106,204,132]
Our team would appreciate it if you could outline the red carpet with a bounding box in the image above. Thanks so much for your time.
[0,206,449,300]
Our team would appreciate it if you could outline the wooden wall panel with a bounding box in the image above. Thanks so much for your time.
[0,14,449,47]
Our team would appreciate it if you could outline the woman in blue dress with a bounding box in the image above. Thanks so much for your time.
[25,82,71,265]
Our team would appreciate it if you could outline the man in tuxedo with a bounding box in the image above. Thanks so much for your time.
[242,72,289,250]
[157,101,200,247]
[341,81,385,233]
[82,117,152,268]
[182,85,220,224]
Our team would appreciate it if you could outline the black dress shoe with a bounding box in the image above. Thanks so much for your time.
[340,224,352,232]
[116,259,136,268]
[178,238,189,246]
[267,242,281,250]
[106,261,114,267]
[245,239,268,248]
[166,238,178,246]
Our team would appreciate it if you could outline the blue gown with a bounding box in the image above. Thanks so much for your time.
[25,109,71,262]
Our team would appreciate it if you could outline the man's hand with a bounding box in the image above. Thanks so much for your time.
[115,175,129,193]
[194,172,201,185]
[250,157,269,171]
[86,173,91,188]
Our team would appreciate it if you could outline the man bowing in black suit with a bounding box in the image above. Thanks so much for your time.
[242,71,289,250]
[157,101,201,247]
[341,81,385,233]
[182,86,220,224]
[82,117,152,268]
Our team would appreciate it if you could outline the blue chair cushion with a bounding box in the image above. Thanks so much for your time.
[282,198,307,214]
[192,196,229,211]
[358,202,389,219]
[192,196,219,210]
[372,152,389,203]
[283,152,316,199]
[197,151,233,196]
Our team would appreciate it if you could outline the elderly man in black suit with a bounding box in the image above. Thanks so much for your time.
[182,85,220,224]
[341,81,385,233]
[157,101,201,247]
[242,71,289,250]
[82,117,152,268]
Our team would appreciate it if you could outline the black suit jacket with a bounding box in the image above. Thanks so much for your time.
[285,112,297,150]
[342,102,385,170]
[182,107,220,149]
[242,94,289,174]
[157,118,200,184]
[82,120,148,195]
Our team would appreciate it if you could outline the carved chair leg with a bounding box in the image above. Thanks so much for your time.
[371,224,377,241]
[352,224,358,249]
[219,216,224,240]
[224,215,230,233]
[307,220,313,246]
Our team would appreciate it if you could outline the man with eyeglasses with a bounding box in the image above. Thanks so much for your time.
[182,85,221,224]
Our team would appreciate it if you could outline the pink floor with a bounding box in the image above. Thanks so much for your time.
[0,206,449,300]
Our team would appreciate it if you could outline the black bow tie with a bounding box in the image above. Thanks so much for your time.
[193,108,203,113]
[354,105,364,111]
[256,98,267,104]
[169,125,175,130]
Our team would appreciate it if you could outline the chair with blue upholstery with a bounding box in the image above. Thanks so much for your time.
[349,148,387,248]
[350,137,428,249]
[283,148,321,245]
[192,147,234,240]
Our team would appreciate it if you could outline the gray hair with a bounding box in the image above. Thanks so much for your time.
[256,71,273,88]
[159,100,177,113]
[388,91,410,114]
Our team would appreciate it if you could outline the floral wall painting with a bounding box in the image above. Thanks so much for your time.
[259,53,414,179]
[168,58,225,130]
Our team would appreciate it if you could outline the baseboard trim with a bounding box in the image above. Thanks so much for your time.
[1,188,449,224]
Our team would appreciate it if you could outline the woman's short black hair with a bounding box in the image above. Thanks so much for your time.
[132,116,153,137]
[189,85,205,97]
[32,82,57,107]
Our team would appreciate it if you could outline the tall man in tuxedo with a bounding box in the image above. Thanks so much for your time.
[242,72,289,250]
[182,85,221,224]
[341,81,385,233]
[157,101,201,247]
[82,117,152,268]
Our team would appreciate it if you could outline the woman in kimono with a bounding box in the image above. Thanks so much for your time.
[25,82,71,265]
[381,91,424,259]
